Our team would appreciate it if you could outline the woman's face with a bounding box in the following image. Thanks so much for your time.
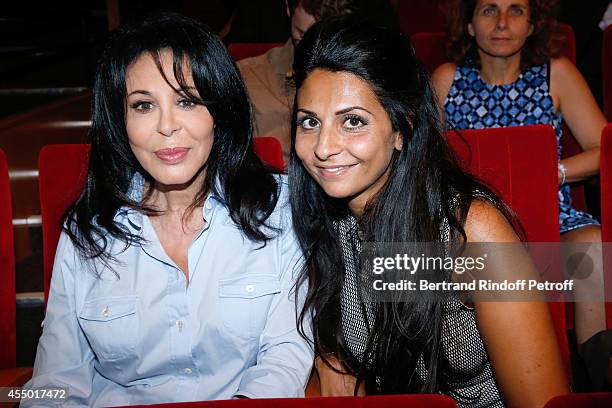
[125,49,214,189]
[468,0,534,59]
[295,69,402,215]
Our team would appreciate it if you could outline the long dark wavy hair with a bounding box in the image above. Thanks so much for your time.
[443,0,564,68]
[290,18,519,394]
[65,12,279,266]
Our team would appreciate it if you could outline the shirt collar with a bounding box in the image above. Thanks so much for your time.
[117,172,225,232]
[271,38,294,78]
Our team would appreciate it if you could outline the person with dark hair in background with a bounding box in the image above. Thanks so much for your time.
[290,17,569,407]
[237,0,396,166]
[22,13,312,406]
[431,0,611,390]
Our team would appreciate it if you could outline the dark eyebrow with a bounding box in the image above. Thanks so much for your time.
[127,90,151,97]
[336,106,373,116]
[296,108,318,117]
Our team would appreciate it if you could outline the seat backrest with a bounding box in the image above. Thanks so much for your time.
[410,31,447,74]
[0,148,16,369]
[227,42,283,61]
[411,24,576,74]
[598,123,612,329]
[543,392,612,408]
[604,26,612,122]
[39,138,284,301]
[445,124,570,375]
[253,136,284,171]
[127,394,458,408]
[397,0,446,37]
[446,125,559,242]
[39,144,90,302]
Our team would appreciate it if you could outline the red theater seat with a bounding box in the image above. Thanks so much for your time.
[0,149,33,385]
[446,125,570,377]
[253,136,284,171]
[228,43,283,61]
[397,0,446,37]
[0,149,15,370]
[598,123,612,329]
[543,392,612,408]
[446,125,559,242]
[123,394,458,408]
[604,26,612,122]
[410,31,447,74]
[39,138,283,301]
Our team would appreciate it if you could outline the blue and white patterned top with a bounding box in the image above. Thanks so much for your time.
[444,63,599,234]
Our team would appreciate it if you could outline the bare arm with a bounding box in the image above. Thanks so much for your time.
[465,200,570,408]
[431,63,457,121]
[551,57,607,184]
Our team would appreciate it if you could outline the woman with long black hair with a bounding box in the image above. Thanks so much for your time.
[23,13,312,406]
[290,18,569,407]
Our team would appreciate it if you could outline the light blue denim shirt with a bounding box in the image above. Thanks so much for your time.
[23,176,313,407]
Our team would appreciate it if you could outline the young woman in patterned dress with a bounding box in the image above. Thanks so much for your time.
[431,0,610,390]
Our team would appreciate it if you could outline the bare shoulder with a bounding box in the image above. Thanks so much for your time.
[549,56,591,99]
[431,62,457,107]
[550,56,580,83]
[464,199,519,243]
[431,63,457,93]
[432,62,457,80]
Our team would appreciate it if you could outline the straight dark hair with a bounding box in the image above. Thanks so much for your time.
[65,12,279,266]
[290,17,519,394]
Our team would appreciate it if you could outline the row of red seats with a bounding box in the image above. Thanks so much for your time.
[118,392,612,408]
[0,125,612,404]
[1,126,612,404]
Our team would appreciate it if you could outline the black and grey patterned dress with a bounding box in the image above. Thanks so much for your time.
[336,215,505,408]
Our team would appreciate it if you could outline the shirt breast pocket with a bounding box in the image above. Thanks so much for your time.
[78,296,139,361]
[218,275,281,340]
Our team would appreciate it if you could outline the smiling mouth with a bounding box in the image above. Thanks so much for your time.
[155,147,190,164]
[317,164,357,178]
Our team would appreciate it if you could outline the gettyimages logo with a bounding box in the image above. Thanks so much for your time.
[372,253,487,275]
[358,242,611,303]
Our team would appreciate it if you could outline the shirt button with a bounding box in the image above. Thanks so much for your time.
[184,368,192,374]
[245,285,255,293]
[176,320,184,332]
[102,307,111,317]
[205,202,212,210]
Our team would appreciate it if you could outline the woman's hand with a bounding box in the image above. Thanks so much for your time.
[315,355,366,396]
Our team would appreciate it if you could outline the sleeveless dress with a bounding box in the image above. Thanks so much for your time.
[337,216,505,408]
[444,63,599,234]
